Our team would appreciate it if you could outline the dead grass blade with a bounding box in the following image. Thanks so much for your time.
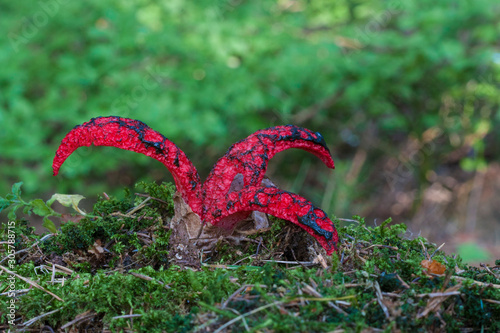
[0,264,63,302]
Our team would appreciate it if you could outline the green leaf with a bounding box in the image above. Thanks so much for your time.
[11,182,23,198]
[0,197,10,212]
[7,205,19,220]
[48,194,86,215]
[30,199,53,217]
[42,216,58,234]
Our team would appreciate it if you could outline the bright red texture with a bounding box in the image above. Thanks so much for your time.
[53,116,339,255]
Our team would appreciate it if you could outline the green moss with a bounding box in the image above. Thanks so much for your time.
[135,181,176,216]
[38,182,173,270]
[0,218,37,250]
[1,182,499,332]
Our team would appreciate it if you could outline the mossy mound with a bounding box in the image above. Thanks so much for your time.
[1,182,499,332]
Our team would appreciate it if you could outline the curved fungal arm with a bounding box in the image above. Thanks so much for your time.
[209,186,339,255]
[202,125,334,211]
[52,116,203,214]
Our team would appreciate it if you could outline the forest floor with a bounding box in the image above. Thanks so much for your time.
[1,181,499,332]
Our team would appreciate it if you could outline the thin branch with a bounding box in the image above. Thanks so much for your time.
[129,272,171,289]
[429,243,446,259]
[221,284,267,309]
[483,299,500,305]
[125,196,151,216]
[0,265,63,302]
[44,262,75,275]
[452,275,500,289]
[0,288,30,297]
[213,301,283,333]
[21,308,61,328]
[112,314,143,320]
[374,281,390,319]
[337,218,361,223]
[262,260,317,266]
[0,234,53,264]
[417,291,462,298]
[135,193,171,205]
[60,311,96,329]
[419,239,430,260]
[302,283,348,315]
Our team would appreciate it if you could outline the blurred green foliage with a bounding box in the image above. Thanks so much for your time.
[457,242,491,263]
[0,0,499,218]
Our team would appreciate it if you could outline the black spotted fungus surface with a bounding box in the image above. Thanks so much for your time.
[53,116,338,254]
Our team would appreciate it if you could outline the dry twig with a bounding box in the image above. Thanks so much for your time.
[213,301,283,333]
[301,283,348,315]
[0,234,53,264]
[417,284,461,319]
[60,310,96,329]
[21,309,61,328]
[129,272,171,289]
[0,265,63,302]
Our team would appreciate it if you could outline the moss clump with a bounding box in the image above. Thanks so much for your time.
[0,182,499,332]
[36,182,174,271]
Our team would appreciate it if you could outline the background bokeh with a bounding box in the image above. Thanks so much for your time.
[1,0,499,263]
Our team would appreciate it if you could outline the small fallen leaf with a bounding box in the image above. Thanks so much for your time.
[421,260,446,275]
[61,213,86,224]
[88,240,105,259]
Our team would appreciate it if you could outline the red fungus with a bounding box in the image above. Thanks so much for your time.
[213,186,338,254]
[202,125,334,215]
[53,116,339,255]
[52,117,204,214]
